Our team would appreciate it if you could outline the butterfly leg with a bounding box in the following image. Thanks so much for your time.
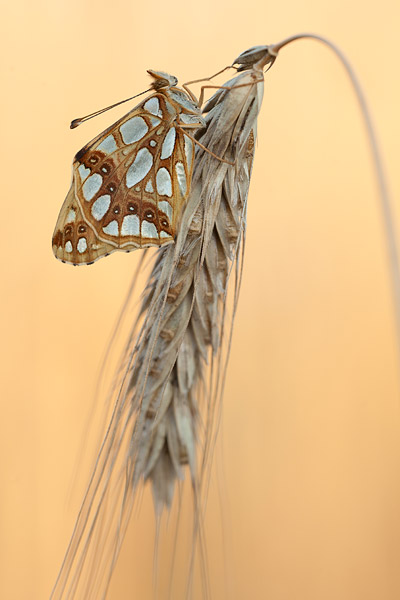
[184,70,264,107]
[196,77,265,105]
[182,65,234,103]
[178,126,235,166]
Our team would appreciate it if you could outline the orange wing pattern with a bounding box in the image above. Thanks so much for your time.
[52,71,204,265]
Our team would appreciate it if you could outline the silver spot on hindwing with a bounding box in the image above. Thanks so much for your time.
[149,116,162,127]
[120,117,148,144]
[126,148,153,188]
[102,220,119,236]
[78,164,91,182]
[82,173,102,201]
[91,194,111,221]
[97,134,117,154]
[161,127,176,159]
[156,167,172,197]
[175,161,187,196]
[121,214,140,236]
[65,241,73,253]
[184,136,193,169]
[141,220,158,238]
[144,97,161,116]
[77,237,87,253]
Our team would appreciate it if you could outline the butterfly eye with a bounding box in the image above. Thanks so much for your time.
[78,224,87,233]
[145,210,154,221]
[161,219,169,228]
[101,163,111,174]
[113,205,120,214]
[64,225,73,236]
[88,155,99,165]
[107,183,116,194]
[128,202,137,213]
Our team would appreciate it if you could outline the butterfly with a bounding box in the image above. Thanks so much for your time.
[52,70,206,265]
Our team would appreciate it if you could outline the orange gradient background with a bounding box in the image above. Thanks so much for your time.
[2,1,400,599]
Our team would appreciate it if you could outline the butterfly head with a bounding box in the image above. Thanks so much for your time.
[147,70,178,90]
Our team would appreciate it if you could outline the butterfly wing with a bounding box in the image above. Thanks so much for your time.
[52,187,116,265]
[53,86,201,265]
[72,93,195,250]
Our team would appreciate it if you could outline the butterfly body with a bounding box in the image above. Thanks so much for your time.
[53,71,205,265]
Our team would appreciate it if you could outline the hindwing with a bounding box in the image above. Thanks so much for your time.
[52,188,115,265]
[53,75,203,265]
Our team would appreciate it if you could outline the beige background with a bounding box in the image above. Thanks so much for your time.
[2,0,400,598]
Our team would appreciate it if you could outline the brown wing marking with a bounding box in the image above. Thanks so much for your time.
[72,116,193,250]
[53,87,201,264]
[52,188,116,266]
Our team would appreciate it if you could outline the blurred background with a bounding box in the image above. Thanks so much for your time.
[2,1,400,598]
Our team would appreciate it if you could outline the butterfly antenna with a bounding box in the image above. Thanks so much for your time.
[70,88,151,129]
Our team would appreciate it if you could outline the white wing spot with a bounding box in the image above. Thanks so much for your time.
[144,97,160,116]
[175,161,187,196]
[149,140,157,147]
[97,134,117,154]
[141,220,158,239]
[82,173,103,201]
[156,167,172,197]
[126,148,153,188]
[158,200,172,220]
[149,116,162,127]
[66,209,76,223]
[78,164,91,182]
[184,137,193,169]
[135,186,140,192]
[121,214,140,236]
[160,230,170,238]
[91,194,111,221]
[145,180,154,193]
[120,116,148,144]
[161,127,176,159]
[77,237,87,253]
[65,241,73,253]
[102,220,119,236]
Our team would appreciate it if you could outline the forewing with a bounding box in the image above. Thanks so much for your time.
[52,187,116,265]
